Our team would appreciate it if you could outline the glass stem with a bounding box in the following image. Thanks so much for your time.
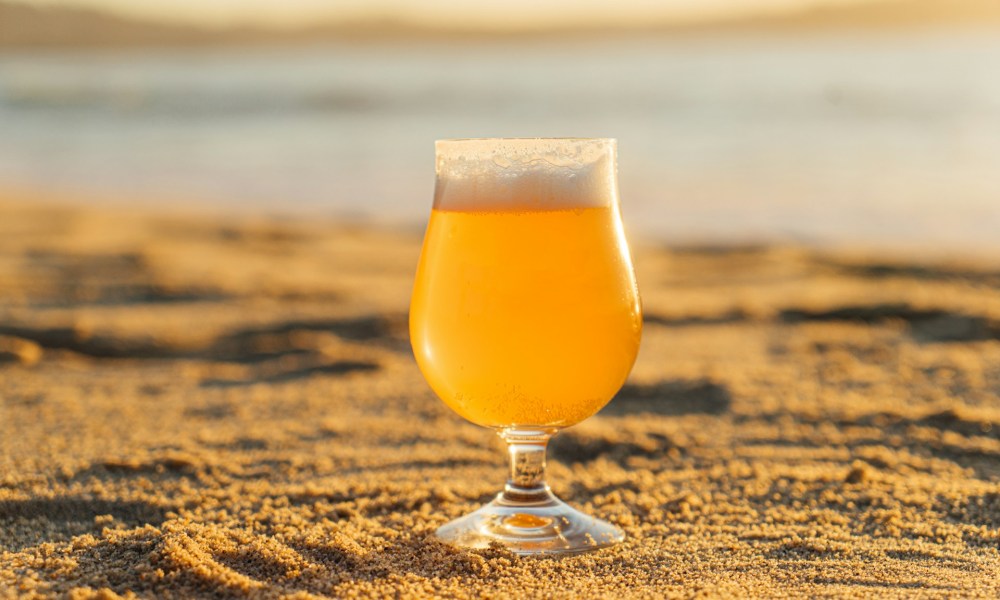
[499,428,554,503]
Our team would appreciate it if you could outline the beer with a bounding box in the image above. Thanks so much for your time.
[412,138,637,554]
[410,204,641,428]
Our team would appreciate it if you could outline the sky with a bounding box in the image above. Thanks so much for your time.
[19,0,883,29]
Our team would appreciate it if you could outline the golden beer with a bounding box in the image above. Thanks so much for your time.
[410,205,641,427]
[410,138,638,554]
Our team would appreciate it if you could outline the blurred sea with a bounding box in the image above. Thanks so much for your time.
[1,30,998,248]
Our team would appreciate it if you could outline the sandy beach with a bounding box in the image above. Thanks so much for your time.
[1,194,999,598]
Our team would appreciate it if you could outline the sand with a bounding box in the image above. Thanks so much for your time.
[1,195,999,598]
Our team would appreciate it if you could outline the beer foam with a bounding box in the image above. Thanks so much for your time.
[434,138,617,211]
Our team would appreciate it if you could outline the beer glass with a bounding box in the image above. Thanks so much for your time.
[410,138,642,555]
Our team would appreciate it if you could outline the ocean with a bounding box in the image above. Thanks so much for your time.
[1,30,998,248]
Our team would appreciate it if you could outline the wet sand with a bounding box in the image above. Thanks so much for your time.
[1,196,999,598]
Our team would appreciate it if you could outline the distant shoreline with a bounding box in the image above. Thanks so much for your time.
[2,0,1000,49]
[2,184,998,262]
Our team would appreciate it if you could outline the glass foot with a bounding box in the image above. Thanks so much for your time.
[436,489,624,555]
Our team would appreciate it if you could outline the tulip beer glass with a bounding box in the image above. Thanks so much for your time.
[410,138,641,555]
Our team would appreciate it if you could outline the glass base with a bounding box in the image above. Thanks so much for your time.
[436,489,624,555]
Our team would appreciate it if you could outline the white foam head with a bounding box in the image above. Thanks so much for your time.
[434,138,617,211]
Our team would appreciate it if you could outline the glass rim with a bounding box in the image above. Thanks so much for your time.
[435,137,616,144]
